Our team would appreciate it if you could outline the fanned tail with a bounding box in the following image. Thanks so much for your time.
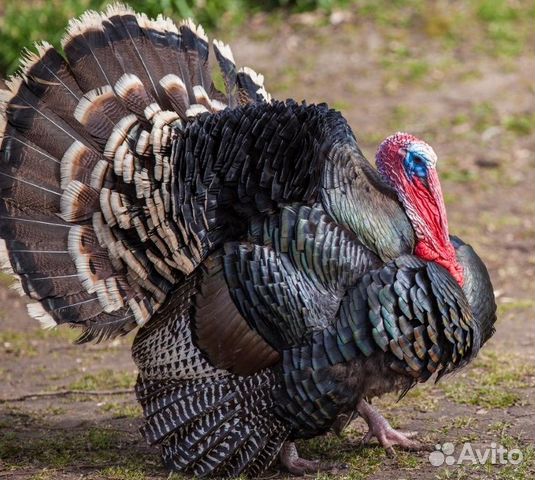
[0,3,272,341]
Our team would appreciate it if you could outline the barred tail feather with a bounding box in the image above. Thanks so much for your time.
[132,280,287,477]
[0,3,272,341]
[136,374,288,478]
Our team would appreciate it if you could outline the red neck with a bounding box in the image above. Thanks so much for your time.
[376,134,464,285]
[400,170,464,286]
[414,241,463,285]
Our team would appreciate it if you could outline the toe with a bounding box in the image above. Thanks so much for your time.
[385,446,397,458]
[359,429,374,446]
[323,462,350,475]
[285,458,320,475]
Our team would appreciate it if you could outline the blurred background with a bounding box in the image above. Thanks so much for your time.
[0,1,534,479]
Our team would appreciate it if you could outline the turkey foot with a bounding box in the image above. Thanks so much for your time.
[357,400,422,457]
[279,442,348,476]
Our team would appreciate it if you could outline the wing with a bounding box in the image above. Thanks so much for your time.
[337,254,479,382]
[275,254,481,437]
[451,235,497,345]
[192,251,280,376]
[222,203,381,349]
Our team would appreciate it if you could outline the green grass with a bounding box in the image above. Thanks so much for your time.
[0,407,166,480]
[1,324,95,357]
[433,440,535,480]
[393,384,440,412]
[0,427,121,468]
[67,369,136,391]
[101,401,142,418]
[439,350,534,409]
[100,466,147,480]
[0,409,161,475]
[0,272,16,288]
[504,112,535,136]
[28,472,57,480]
[497,298,535,317]
[1,330,38,357]
[441,168,477,184]
[440,416,478,434]
[294,427,424,479]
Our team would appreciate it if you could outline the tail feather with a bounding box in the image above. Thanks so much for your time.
[0,3,272,341]
[179,20,211,96]
[21,273,83,300]
[213,40,237,108]
[1,133,62,199]
[114,73,155,119]
[62,10,126,92]
[138,374,288,478]
[3,81,92,161]
[74,86,130,144]
[104,9,168,105]
[237,67,271,104]
[153,20,196,107]
[20,43,88,141]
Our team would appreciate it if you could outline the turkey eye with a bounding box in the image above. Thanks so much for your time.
[410,154,428,179]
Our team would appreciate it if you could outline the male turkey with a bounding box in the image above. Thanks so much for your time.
[0,4,496,477]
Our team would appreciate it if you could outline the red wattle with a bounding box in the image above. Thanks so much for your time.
[415,241,464,286]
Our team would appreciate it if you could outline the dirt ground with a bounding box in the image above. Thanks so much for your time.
[1,4,534,480]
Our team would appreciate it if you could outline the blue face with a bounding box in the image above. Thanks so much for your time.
[403,150,428,179]
[403,143,436,182]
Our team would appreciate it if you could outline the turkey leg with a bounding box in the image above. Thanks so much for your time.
[357,400,422,457]
[279,442,348,476]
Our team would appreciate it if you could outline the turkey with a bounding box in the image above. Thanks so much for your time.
[0,4,497,478]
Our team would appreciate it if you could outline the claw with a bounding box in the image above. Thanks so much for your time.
[279,442,349,476]
[357,400,426,455]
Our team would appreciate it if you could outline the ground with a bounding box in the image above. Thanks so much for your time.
[1,2,534,480]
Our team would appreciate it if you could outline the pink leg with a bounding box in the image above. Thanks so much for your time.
[279,442,348,476]
[357,400,423,457]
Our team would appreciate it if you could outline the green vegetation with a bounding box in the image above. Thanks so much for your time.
[1,329,38,357]
[295,426,423,479]
[504,112,535,136]
[0,271,16,288]
[1,0,534,76]
[497,297,535,317]
[101,401,142,418]
[1,426,120,467]
[67,369,136,390]
[0,0,328,75]
[433,441,535,480]
[439,350,534,408]
[1,325,89,357]
[100,466,147,480]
